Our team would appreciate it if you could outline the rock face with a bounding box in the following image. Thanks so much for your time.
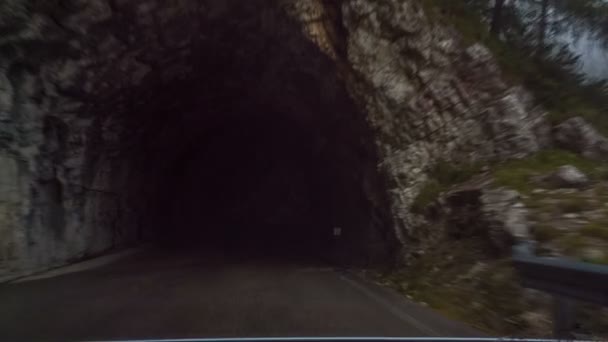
[1,0,402,274]
[445,186,530,254]
[0,0,550,273]
[480,189,530,253]
[554,117,608,161]
[336,0,548,241]
[545,165,590,189]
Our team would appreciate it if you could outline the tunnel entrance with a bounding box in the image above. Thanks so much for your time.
[153,101,340,259]
[89,2,398,265]
[4,0,396,270]
[128,68,392,264]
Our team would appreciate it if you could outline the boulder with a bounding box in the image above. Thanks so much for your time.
[554,117,608,161]
[487,87,551,159]
[446,186,530,254]
[481,189,530,253]
[546,165,589,189]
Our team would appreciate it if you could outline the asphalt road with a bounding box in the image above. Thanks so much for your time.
[0,250,481,341]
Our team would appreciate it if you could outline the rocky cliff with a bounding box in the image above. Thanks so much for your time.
[0,0,549,275]
[290,0,550,244]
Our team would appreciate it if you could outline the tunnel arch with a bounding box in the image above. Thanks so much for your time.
[0,0,397,271]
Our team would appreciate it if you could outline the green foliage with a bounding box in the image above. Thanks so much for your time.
[553,0,608,47]
[557,198,587,213]
[413,150,605,212]
[582,254,608,265]
[419,0,491,43]
[432,160,482,185]
[412,161,482,213]
[533,224,561,242]
[380,238,530,335]
[580,222,608,240]
[595,168,608,182]
[412,179,443,213]
[557,234,587,254]
[493,149,605,193]
[422,0,608,135]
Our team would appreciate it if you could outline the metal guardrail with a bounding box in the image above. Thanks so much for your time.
[512,241,608,338]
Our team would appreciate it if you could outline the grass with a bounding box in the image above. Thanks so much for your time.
[412,179,443,213]
[533,224,561,243]
[413,149,606,212]
[433,160,483,185]
[557,198,587,213]
[582,255,608,265]
[526,209,553,225]
[380,238,531,335]
[597,168,608,181]
[412,160,482,213]
[580,222,608,241]
[493,150,606,194]
[557,234,587,255]
[523,196,554,211]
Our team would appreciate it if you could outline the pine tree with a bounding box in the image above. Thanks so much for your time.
[425,0,608,132]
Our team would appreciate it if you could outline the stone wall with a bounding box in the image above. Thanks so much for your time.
[0,0,213,273]
[0,0,390,274]
[0,154,21,269]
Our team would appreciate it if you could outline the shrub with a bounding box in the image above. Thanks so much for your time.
[493,150,606,193]
[558,198,587,213]
[580,222,608,241]
[420,0,608,135]
[412,179,443,213]
[431,160,482,186]
[582,255,608,265]
[411,161,483,213]
[557,234,587,254]
[533,224,561,242]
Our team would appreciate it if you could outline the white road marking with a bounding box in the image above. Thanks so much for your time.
[11,247,147,283]
[338,274,441,337]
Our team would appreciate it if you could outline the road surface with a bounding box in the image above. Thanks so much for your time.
[0,250,481,341]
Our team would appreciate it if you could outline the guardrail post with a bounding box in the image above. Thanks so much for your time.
[512,241,608,338]
[553,296,576,339]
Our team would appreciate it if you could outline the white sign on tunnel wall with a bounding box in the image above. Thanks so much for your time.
[333,227,342,237]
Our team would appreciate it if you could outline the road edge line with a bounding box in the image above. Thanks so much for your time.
[337,272,441,337]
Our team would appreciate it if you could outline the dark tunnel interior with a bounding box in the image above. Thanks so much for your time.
[86,2,395,265]
[156,104,339,258]
[131,82,392,264]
